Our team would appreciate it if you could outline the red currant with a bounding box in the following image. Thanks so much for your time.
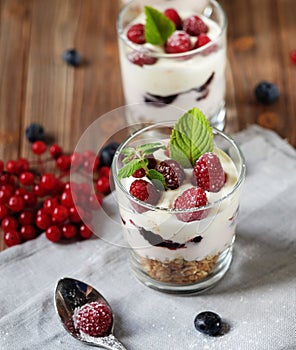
[4,230,22,247]
[8,195,25,212]
[96,177,110,194]
[32,141,47,155]
[56,155,71,171]
[36,213,52,230]
[14,187,27,196]
[40,173,57,191]
[49,144,63,158]
[33,183,47,197]
[70,152,84,169]
[23,192,37,208]
[46,225,62,242]
[0,160,4,173]
[20,224,36,241]
[19,210,35,225]
[0,204,8,219]
[79,224,93,239]
[99,166,111,178]
[62,223,77,239]
[69,206,83,223]
[17,158,29,172]
[52,205,68,222]
[88,193,102,210]
[6,160,17,173]
[19,171,35,186]
[0,188,12,204]
[43,197,59,215]
[60,190,76,208]
[1,216,18,231]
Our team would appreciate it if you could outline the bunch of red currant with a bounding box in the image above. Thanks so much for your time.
[0,138,116,248]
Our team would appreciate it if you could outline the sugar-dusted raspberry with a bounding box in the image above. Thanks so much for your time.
[156,159,185,190]
[129,179,160,213]
[74,301,112,337]
[174,187,208,222]
[194,33,211,48]
[127,23,146,44]
[165,31,192,53]
[127,50,157,67]
[164,8,182,29]
[193,153,225,192]
[183,15,208,36]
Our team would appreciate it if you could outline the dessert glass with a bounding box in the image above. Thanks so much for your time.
[117,0,227,130]
[112,122,245,294]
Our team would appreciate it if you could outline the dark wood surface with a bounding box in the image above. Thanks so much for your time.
[0,0,295,250]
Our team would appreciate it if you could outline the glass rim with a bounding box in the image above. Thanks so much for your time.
[112,122,246,214]
[116,0,227,59]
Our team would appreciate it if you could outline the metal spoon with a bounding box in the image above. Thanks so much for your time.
[54,277,127,350]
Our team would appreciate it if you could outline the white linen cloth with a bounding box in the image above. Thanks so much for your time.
[0,125,295,350]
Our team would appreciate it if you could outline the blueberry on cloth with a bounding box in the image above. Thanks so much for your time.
[99,142,120,167]
[255,81,279,104]
[63,49,81,67]
[25,123,45,143]
[194,311,222,336]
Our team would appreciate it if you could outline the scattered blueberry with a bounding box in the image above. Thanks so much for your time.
[25,123,45,143]
[63,49,81,67]
[99,142,120,167]
[255,81,279,104]
[194,311,222,336]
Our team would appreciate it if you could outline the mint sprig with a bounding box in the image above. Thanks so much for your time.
[144,6,175,45]
[118,142,167,189]
[169,108,214,167]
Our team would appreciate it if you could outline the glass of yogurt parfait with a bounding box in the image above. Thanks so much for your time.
[112,108,245,293]
[117,0,227,130]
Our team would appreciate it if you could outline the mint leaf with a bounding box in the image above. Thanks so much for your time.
[137,142,165,156]
[144,6,175,45]
[118,159,144,179]
[169,108,214,167]
[147,169,167,190]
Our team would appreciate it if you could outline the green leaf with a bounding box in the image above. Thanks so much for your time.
[147,169,167,190]
[169,108,214,167]
[118,159,143,179]
[144,6,175,45]
[137,142,165,156]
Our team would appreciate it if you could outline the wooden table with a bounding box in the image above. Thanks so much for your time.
[0,0,295,250]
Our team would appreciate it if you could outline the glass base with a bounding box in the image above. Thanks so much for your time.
[129,247,233,295]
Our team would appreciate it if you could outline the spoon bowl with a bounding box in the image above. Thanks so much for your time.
[55,277,127,350]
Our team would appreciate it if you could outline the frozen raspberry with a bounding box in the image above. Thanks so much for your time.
[165,31,192,53]
[164,8,182,29]
[129,179,160,213]
[127,23,146,44]
[193,153,225,192]
[74,301,112,337]
[174,187,208,222]
[183,15,208,36]
[194,33,211,48]
[156,159,185,190]
[127,50,157,67]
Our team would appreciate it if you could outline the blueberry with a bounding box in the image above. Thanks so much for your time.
[63,49,81,67]
[255,81,279,104]
[99,142,120,167]
[25,123,45,143]
[194,311,222,336]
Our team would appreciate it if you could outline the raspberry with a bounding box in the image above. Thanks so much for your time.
[164,8,182,29]
[173,187,208,222]
[193,153,225,192]
[194,33,211,48]
[183,15,208,36]
[156,159,185,190]
[290,50,296,64]
[127,50,157,67]
[132,168,146,178]
[165,31,192,53]
[129,179,160,213]
[74,301,112,337]
[127,23,146,44]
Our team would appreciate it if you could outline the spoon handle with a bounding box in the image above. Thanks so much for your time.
[93,334,127,350]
